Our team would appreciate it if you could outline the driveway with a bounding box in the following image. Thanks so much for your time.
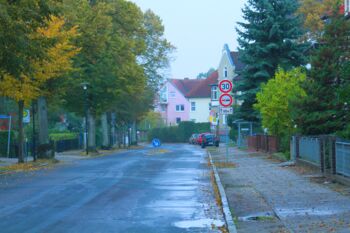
[0,144,224,233]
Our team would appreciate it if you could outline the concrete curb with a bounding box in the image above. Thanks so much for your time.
[208,150,237,233]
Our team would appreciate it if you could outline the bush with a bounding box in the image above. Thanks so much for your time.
[0,131,17,157]
[49,132,78,141]
[148,121,210,143]
[337,123,350,140]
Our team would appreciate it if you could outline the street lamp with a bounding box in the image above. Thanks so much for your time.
[81,82,89,155]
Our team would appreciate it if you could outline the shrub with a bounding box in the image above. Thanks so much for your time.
[148,122,210,143]
[0,131,17,157]
[49,132,77,141]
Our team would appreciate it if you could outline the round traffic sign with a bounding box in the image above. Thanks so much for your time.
[152,138,161,147]
[219,94,233,107]
[219,80,233,93]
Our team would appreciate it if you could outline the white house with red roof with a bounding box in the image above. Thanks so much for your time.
[187,71,218,123]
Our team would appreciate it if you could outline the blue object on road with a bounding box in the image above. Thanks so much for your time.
[152,138,161,148]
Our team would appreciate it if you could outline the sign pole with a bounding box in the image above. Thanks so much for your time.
[225,115,228,163]
[7,116,11,158]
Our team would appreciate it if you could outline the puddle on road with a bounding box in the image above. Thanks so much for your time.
[238,211,277,222]
[173,218,225,229]
[275,207,342,218]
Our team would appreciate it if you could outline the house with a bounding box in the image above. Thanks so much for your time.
[156,78,201,125]
[187,71,218,123]
[156,74,218,125]
[210,44,245,140]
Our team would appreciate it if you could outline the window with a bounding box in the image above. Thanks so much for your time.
[160,105,166,112]
[176,117,181,124]
[209,103,212,110]
[169,91,176,98]
[176,104,185,112]
[224,67,228,78]
[211,86,218,100]
[346,0,350,14]
[159,86,168,103]
[191,102,196,111]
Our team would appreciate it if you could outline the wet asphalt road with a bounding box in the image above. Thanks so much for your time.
[0,144,224,233]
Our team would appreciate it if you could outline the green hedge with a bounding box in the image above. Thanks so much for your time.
[49,132,78,141]
[0,131,16,157]
[148,121,210,143]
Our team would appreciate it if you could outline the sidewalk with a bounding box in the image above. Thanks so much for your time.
[209,146,350,233]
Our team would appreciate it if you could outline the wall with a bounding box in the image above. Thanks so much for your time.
[188,97,211,123]
[165,82,190,125]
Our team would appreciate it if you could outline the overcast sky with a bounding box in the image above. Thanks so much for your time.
[130,0,247,79]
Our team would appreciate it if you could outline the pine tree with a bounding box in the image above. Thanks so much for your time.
[235,0,306,121]
[292,6,350,135]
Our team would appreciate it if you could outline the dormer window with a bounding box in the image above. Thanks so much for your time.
[224,67,228,78]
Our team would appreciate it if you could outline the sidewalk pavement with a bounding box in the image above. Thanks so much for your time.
[0,145,146,169]
[0,150,86,168]
[209,145,350,233]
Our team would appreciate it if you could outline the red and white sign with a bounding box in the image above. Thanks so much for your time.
[219,94,233,107]
[219,80,233,93]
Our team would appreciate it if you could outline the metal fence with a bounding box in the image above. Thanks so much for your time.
[55,138,81,153]
[299,137,321,166]
[248,134,279,153]
[335,141,350,177]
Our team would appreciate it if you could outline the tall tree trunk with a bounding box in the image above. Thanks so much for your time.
[110,112,116,147]
[101,112,109,148]
[131,121,137,145]
[18,101,24,163]
[37,97,49,145]
[88,111,96,151]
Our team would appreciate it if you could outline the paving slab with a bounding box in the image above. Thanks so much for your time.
[209,146,350,233]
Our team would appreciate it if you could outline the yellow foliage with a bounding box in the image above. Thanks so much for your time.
[0,15,80,105]
[298,0,342,40]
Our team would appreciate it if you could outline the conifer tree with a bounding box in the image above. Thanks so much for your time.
[235,0,306,121]
[292,6,350,135]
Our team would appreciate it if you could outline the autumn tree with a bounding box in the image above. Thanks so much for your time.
[254,68,306,149]
[35,16,80,151]
[298,0,342,41]
[0,1,53,163]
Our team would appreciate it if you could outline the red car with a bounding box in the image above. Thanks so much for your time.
[196,133,210,145]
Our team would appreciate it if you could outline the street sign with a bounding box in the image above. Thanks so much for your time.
[219,94,233,107]
[152,138,161,147]
[220,107,233,115]
[219,80,233,93]
[23,109,30,123]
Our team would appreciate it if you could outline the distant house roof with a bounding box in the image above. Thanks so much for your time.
[186,71,219,98]
[168,71,219,99]
[169,78,201,96]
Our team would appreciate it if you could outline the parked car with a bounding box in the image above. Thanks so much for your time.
[201,133,220,148]
[196,132,211,145]
[189,133,199,144]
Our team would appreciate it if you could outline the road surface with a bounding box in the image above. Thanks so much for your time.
[0,144,224,233]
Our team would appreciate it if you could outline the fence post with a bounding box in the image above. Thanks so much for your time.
[320,137,325,173]
[295,135,300,159]
[330,137,336,175]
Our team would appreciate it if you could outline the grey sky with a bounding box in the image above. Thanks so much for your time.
[130,0,247,79]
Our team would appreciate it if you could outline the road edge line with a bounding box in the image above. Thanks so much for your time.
[207,150,237,233]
